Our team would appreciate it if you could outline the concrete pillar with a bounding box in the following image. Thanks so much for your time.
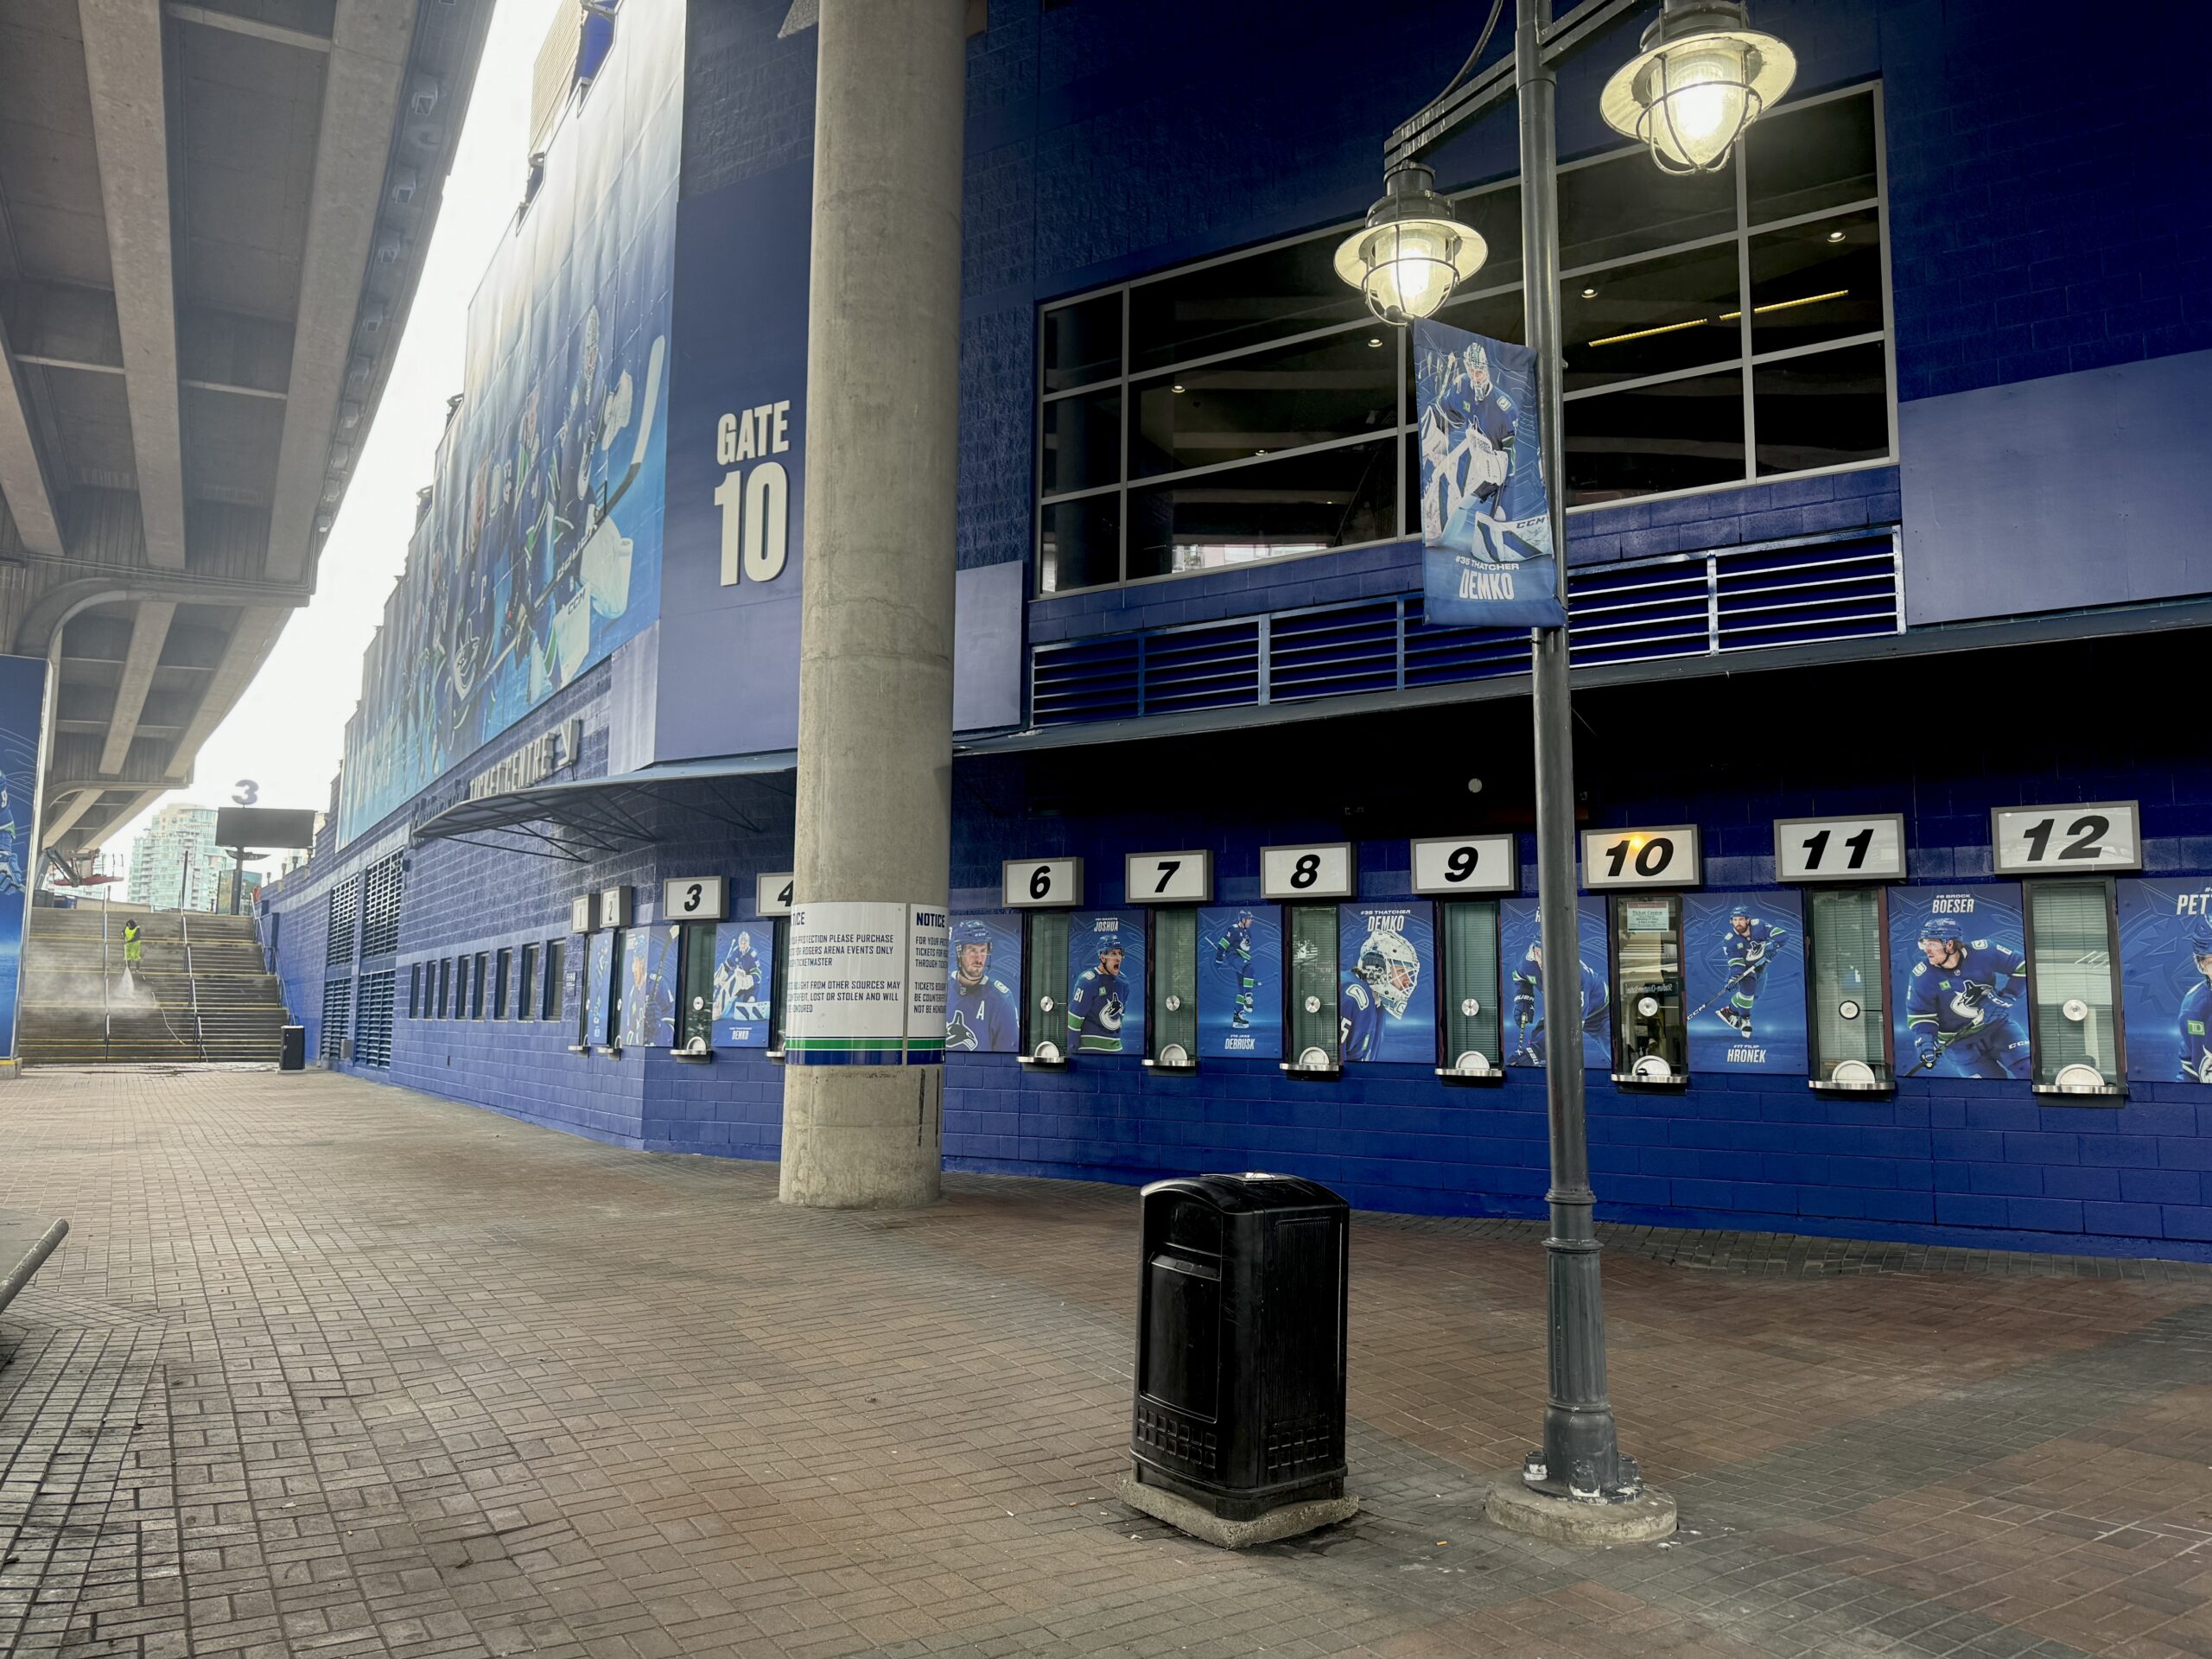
[779,0,967,1208]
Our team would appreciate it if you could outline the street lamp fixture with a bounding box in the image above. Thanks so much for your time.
[1332,164,1488,324]
[1599,0,1796,174]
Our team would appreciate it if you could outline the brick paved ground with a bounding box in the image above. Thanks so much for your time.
[3,1068,2210,1659]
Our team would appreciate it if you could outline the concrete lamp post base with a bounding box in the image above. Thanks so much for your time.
[1485,1478,1678,1545]
[1116,1477,1359,1550]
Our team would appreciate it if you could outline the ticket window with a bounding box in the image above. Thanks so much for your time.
[1610,897,1687,1084]
[1438,900,1503,1080]
[1021,912,1071,1065]
[767,924,791,1059]
[679,925,715,1057]
[1804,887,1891,1089]
[1283,904,1338,1074]
[1147,906,1198,1070]
[2024,880,2126,1097]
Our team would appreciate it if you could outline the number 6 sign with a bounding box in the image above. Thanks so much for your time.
[1580,825,1701,890]
[1002,857,1084,908]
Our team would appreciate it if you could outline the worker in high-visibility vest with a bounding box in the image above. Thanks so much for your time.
[123,918,143,966]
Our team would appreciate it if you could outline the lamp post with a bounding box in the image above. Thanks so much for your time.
[1339,0,1792,1536]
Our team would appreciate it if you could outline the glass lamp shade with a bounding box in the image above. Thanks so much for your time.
[1333,215,1488,326]
[1599,3,1796,175]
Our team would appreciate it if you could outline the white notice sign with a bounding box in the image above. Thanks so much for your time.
[784,900,940,1065]
[907,906,949,1047]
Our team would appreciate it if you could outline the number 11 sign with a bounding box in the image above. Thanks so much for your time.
[1773,814,1907,883]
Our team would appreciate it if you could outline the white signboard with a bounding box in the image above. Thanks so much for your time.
[1992,802,2141,875]
[783,900,938,1063]
[600,884,633,926]
[1773,814,1907,882]
[1125,850,1211,905]
[570,893,598,934]
[1261,842,1355,900]
[1003,856,1084,908]
[1580,825,1701,890]
[907,905,948,1045]
[1410,834,1517,896]
[756,871,795,916]
[662,875,728,921]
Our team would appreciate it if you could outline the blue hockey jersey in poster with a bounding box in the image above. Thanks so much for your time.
[1509,951,1609,1067]
[947,972,1020,1054]
[1069,965,1132,1052]
[2179,979,2212,1082]
[1904,940,2031,1077]
[1338,977,1387,1061]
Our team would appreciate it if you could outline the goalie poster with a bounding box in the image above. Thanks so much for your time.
[709,920,773,1048]
[1414,319,1565,628]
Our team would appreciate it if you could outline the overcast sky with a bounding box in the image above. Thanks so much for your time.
[99,0,563,872]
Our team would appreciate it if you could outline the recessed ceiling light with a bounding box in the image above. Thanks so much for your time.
[1255,448,1270,457]
[1827,229,1846,242]
[1367,336,1383,348]
[1582,286,1599,299]
[1171,384,1185,393]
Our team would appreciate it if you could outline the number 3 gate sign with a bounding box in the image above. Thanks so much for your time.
[1581,825,1701,890]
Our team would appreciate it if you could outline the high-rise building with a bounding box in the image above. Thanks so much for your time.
[127,805,225,911]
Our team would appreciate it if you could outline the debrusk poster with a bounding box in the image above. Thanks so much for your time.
[1198,903,1281,1060]
[1413,318,1566,627]
[1889,885,2031,1080]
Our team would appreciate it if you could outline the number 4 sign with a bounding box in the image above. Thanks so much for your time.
[1992,802,2141,874]
[1580,825,1700,891]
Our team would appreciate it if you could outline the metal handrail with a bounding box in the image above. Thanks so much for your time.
[181,912,210,1061]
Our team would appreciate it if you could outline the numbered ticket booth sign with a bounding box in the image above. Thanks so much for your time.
[661,876,728,923]
[1412,836,1515,1081]
[1994,804,2138,1099]
[1775,817,1906,1090]
[1127,853,1211,1071]
[755,872,795,917]
[1262,846,1354,1074]
[1004,859,1083,1065]
[1581,827,1697,1084]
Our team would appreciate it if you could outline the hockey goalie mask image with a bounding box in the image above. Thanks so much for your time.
[1357,928,1421,1018]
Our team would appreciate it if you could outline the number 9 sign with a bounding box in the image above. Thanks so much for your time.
[1410,835,1517,896]
[1580,824,1702,891]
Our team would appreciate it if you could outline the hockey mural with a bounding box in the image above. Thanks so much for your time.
[1890,885,2032,1080]
[1413,319,1566,627]
[338,2,683,843]
[0,653,43,1061]
[1502,897,1611,1068]
[1684,891,1807,1074]
[1198,903,1281,1060]
[620,924,679,1048]
[709,919,773,1048]
[2117,879,2212,1084]
[585,931,618,1048]
[945,913,1022,1055]
[1067,912,1143,1056]
[1336,902,1435,1064]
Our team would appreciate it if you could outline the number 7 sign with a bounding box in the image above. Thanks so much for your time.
[1124,850,1212,905]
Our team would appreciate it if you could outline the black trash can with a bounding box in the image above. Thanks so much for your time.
[1130,1173,1349,1522]
[279,1025,306,1071]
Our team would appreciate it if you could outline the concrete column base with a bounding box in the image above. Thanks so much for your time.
[1485,1477,1677,1544]
[779,1065,944,1208]
[1116,1476,1358,1549]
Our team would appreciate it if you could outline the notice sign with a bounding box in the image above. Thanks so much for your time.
[784,900,946,1065]
[907,906,949,1052]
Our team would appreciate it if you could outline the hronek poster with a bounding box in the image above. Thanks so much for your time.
[1890,885,2031,1080]
[2116,879,2212,1084]
[1413,318,1565,628]
[1684,890,1807,1074]
[1501,897,1611,1068]
[1336,901,1434,1064]
[1198,903,1281,1060]
[946,912,1022,1054]
[1067,911,1143,1055]
[709,919,772,1047]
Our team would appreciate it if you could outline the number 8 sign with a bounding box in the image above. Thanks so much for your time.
[1580,824,1702,891]
[1260,843,1354,900]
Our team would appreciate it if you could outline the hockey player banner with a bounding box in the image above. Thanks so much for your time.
[946,913,1022,1054]
[709,919,773,1048]
[586,931,617,1049]
[2116,879,2212,1084]
[1337,902,1436,1064]
[1889,885,2031,1081]
[620,924,680,1048]
[1414,320,1565,629]
[1198,904,1281,1060]
[0,654,41,1060]
[1067,912,1144,1056]
[1501,897,1611,1069]
[1684,891,1806,1075]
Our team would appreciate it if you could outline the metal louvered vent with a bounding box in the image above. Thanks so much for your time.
[359,853,404,959]
[1143,620,1261,714]
[1268,602,1399,702]
[326,878,359,967]
[320,977,353,1062]
[1403,601,1528,687]
[1031,635,1141,727]
[1715,536,1899,652]
[1568,560,1713,666]
[355,971,395,1069]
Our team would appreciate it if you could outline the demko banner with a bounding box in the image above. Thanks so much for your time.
[1414,319,1567,628]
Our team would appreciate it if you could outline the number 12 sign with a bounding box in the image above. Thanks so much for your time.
[1580,825,1700,890]
[1992,802,2141,874]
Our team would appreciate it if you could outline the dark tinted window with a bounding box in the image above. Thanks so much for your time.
[1566,370,1745,505]
[1129,329,1397,480]
[1041,292,1121,391]
[1753,343,1887,475]
[1559,149,1734,270]
[1039,494,1122,592]
[1128,232,1362,372]
[1561,242,1742,391]
[1126,438,1396,579]
[1749,209,1884,353]
[1747,91,1878,225]
[1041,388,1122,495]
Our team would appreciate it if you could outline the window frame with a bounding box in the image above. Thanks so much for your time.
[2023,876,2128,1100]
[1032,79,1894,598]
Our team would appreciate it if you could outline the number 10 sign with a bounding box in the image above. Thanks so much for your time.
[1580,825,1700,890]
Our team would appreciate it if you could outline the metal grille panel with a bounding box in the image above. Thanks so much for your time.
[325,879,359,967]
[320,978,353,1062]
[355,971,395,1069]
[359,854,404,959]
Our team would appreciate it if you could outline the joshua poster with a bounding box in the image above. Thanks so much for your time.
[1414,318,1565,627]
[1067,912,1143,1056]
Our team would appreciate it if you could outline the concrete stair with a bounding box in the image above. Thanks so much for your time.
[17,907,289,1065]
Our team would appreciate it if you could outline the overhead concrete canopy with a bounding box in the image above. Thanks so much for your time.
[0,0,492,858]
